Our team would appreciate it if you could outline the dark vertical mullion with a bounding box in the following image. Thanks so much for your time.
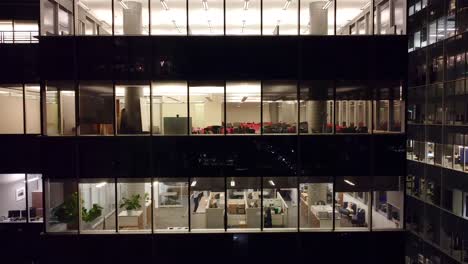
[75,81,80,136]
[260,0,263,35]
[260,175,264,231]
[187,81,190,135]
[112,0,115,36]
[296,81,301,231]
[188,176,192,232]
[224,173,227,231]
[260,80,263,135]
[333,80,337,134]
[148,0,152,35]
[25,174,29,223]
[369,189,373,231]
[332,175,336,231]
[72,0,76,35]
[186,0,189,36]
[114,177,118,233]
[224,80,227,135]
[40,81,46,135]
[113,82,117,135]
[223,0,226,35]
[22,84,26,134]
[334,0,337,35]
[42,178,47,233]
[298,0,301,35]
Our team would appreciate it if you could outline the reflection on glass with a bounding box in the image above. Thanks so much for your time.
[263,0,298,35]
[152,81,188,135]
[0,85,24,134]
[190,177,225,231]
[114,0,149,35]
[46,82,76,135]
[75,0,112,35]
[79,82,114,135]
[227,177,261,230]
[27,174,44,223]
[263,177,298,229]
[189,0,224,35]
[151,0,187,35]
[226,0,261,35]
[373,82,405,132]
[79,179,116,233]
[25,84,41,134]
[300,81,333,134]
[154,178,189,231]
[300,0,335,35]
[336,0,369,35]
[262,81,298,134]
[226,81,261,134]
[299,177,334,230]
[45,179,78,233]
[0,174,26,223]
[117,178,152,233]
[189,82,224,135]
[336,81,371,133]
[115,83,151,134]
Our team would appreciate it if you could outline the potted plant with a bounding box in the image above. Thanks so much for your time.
[51,192,103,229]
[120,194,142,215]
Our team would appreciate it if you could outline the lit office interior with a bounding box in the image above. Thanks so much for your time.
[0,20,38,43]
[0,174,43,223]
[38,80,405,136]
[41,176,403,233]
[40,0,406,36]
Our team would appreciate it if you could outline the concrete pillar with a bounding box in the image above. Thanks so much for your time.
[309,1,328,35]
[123,1,142,35]
[306,101,327,133]
[123,86,143,133]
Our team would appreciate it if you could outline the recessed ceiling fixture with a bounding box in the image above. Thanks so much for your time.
[344,179,355,186]
[244,0,250,10]
[268,180,275,186]
[230,180,236,187]
[24,177,39,183]
[191,180,197,187]
[241,20,246,33]
[96,182,107,188]
[160,0,169,10]
[322,0,333,9]
[119,0,129,10]
[283,0,292,10]
[172,20,181,33]
[208,20,213,33]
[202,0,209,11]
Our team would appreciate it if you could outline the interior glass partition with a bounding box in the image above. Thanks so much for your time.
[226,0,261,35]
[0,174,27,223]
[27,174,44,223]
[190,177,225,231]
[299,177,334,230]
[150,0,187,35]
[300,0,335,35]
[226,81,261,134]
[262,81,298,134]
[79,179,116,233]
[0,85,24,134]
[335,81,371,133]
[45,179,78,233]
[154,178,189,232]
[373,81,405,133]
[152,81,188,135]
[263,0,298,35]
[188,0,224,35]
[299,80,334,134]
[117,178,152,233]
[79,82,114,135]
[46,82,76,136]
[189,81,224,135]
[25,84,41,134]
[114,0,149,35]
[226,177,261,230]
[262,177,298,230]
[115,83,151,135]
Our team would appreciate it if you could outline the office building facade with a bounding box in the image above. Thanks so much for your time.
[0,0,407,263]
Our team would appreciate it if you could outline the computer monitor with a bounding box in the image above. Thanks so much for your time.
[164,117,191,135]
[8,210,20,218]
[29,207,37,218]
[21,210,28,218]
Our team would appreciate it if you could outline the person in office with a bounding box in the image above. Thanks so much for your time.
[191,191,203,213]
[264,206,273,228]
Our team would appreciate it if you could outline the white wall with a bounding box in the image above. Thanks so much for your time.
[26,97,41,133]
[226,102,263,123]
[0,174,26,217]
[0,96,24,134]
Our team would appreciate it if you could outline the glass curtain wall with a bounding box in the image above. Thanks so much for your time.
[262,177,298,230]
[0,85,24,134]
[226,81,261,134]
[115,82,151,135]
[79,179,116,233]
[189,81,224,135]
[226,177,261,231]
[190,177,225,231]
[45,179,79,233]
[335,176,371,230]
[299,81,334,134]
[226,0,261,35]
[262,81,298,134]
[150,0,187,35]
[300,0,335,35]
[299,177,334,230]
[117,178,152,233]
[154,178,189,232]
[27,174,44,223]
[373,81,405,133]
[45,82,76,136]
[152,81,188,135]
[335,81,371,133]
[79,82,114,135]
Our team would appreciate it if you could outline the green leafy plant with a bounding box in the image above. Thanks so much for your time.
[82,204,103,223]
[120,194,142,211]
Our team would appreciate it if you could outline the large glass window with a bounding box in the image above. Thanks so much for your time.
[335,81,371,133]
[299,81,334,134]
[189,0,224,35]
[150,0,187,35]
[190,177,225,231]
[226,0,261,35]
[299,177,334,230]
[41,0,56,35]
[152,81,188,135]
[117,178,152,233]
[76,0,112,35]
[335,177,371,230]
[0,174,27,223]
[154,178,189,232]
[114,0,149,35]
[262,81,298,134]
[115,83,151,134]
[263,0,298,35]
[79,82,114,135]
[189,82,224,135]
[372,176,403,230]
[25,85,41,134]
[336,0,369,35]
[79,179,116,233]
[262,177,298,230]
[300,0,335,35]
[27,174,44,223]
[227,177,261,230]
[226,81,261,134]
[46,82,76,136]
[0,85,24,134]
[373,81,405,133]
[45,179,78,233]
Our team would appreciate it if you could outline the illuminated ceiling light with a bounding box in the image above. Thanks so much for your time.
[360,1,371,10]
[160,0,169,10]
[119,0,129,9]
[208,20,212,33]
[202,0,209,11]
[241,96,248,102]
[24,177,39,183]
[153,180,159,185]
[241,20,246,33]
[244,0,250,10]
[78,1,91,11]
[283,0,292,10]
[268,180,275,186]
[96,182,107,188]
[230,180,236,187]
[322,0,332,9]
[172,20,181,33]
[344,179,355,186]
[191,180,197,187]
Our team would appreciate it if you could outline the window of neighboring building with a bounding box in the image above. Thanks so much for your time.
[373,81,405,133]
[76,0,112,36]
[372,176,404,230]
[0,174,27,223]
[25,84,41,134]
[27,174,44,223]
[299,81,334,134]
[335,81,371,134]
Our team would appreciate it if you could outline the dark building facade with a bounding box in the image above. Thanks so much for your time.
[0,0,408,263]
